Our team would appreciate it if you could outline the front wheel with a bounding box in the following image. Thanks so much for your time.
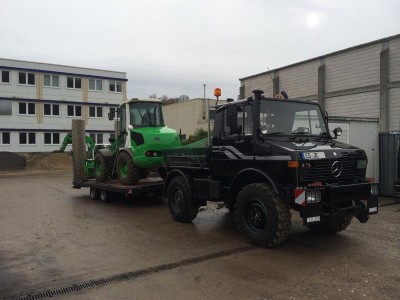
[167,176,199,223]
[234,183,292,247]
[116,151,139,185]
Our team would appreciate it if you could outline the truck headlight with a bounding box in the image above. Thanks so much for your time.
[370,184,379,196]
[306,190,321,204]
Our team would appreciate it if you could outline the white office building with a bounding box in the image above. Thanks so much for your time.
[0,58,127,152]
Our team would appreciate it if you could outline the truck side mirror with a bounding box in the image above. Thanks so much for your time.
[323,111,328,122]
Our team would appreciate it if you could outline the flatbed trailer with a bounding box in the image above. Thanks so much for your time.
[73,177,164,202]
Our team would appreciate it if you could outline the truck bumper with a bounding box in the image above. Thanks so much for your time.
[302,182,379,226]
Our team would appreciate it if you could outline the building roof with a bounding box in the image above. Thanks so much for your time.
[239,34,400,81]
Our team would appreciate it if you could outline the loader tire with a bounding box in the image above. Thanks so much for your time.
[235,183,292,247]
[94,152,112,182]
[117,151,139,185]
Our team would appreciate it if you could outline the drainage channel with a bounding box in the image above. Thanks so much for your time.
[12,245,255,300]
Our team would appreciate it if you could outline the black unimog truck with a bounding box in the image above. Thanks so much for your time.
[163,90,379,247]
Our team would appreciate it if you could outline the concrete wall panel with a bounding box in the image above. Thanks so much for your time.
[325,44,381,92]
[325,91,379,118]
[242,76,273,98]
[389,38,400,82]
[389,87,400,131]
[279,60,319,98]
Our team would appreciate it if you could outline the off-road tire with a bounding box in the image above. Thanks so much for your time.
[138,168,149,179]
[117,151,139,185]
[234,183,292,247]
[94,152,112,182]
[309,216,353,235]
[167,176,199,223]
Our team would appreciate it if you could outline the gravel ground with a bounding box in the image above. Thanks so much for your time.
[0,171,399,299]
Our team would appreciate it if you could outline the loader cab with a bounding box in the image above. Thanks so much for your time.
[119,99,165,134]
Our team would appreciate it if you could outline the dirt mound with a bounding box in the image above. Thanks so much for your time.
[0,152,26,170]
[27,152,73,170]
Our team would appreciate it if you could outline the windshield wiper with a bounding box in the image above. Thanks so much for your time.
[263,132,286,135]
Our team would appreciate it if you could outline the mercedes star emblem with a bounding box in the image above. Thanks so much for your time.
[331,161,342,177]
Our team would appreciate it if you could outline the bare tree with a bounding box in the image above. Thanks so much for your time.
[161,95,169,101]
[149,93,157,99]
[179,95,190,101]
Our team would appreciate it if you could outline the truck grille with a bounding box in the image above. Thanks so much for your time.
[298,160,365,182]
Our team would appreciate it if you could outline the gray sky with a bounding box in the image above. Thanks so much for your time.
[0,0,399,99]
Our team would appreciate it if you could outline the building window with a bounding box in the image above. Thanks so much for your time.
[90,133,103,144]
[67,77,82,89]
[44,103,60,116]
[1,70,10,84]
[44,132,60,145]
[67,105,82,117]
[19,132,36,145]
[89,106,103,118]
[89,79,102,91]
[18,72,35,85]
[109,81,122,93]
[0,132,11,144]
[19,102,36,115]
[44,74,59,88]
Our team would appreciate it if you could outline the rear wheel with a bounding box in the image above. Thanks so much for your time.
[117,151,139,185]
[94,153,111,182]
[309,216,353,234]
[235,183,292,247]
[167,176,199,223]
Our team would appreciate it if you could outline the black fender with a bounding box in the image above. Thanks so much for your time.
[228,168,279,203]
[163,169,190,197]
[97,148,115,168]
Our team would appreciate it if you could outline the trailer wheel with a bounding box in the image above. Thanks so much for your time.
[309,216,353,235]
[235,183,291,247]
[94,153,111,182]
[90,188,100,200]
[167,176,199,223]
[117,151,139,185]
[99,190,113,203]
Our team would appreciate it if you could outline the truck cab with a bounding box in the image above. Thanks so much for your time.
[164,90,379,247]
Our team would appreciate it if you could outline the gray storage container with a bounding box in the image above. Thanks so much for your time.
[379,132,400,197]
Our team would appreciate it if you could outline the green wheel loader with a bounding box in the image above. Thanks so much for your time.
[94,98,181,185]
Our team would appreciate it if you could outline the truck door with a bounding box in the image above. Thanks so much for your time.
[212,103,254,178]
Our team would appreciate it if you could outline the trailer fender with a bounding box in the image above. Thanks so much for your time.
[163,169,190,197]
[228,168,279,203]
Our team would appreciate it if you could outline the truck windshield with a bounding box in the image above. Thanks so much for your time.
[129,102,165,127]
[259,100,328,136]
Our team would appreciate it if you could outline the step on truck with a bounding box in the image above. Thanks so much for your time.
[71,98,181,201]
[163,90,379,247]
